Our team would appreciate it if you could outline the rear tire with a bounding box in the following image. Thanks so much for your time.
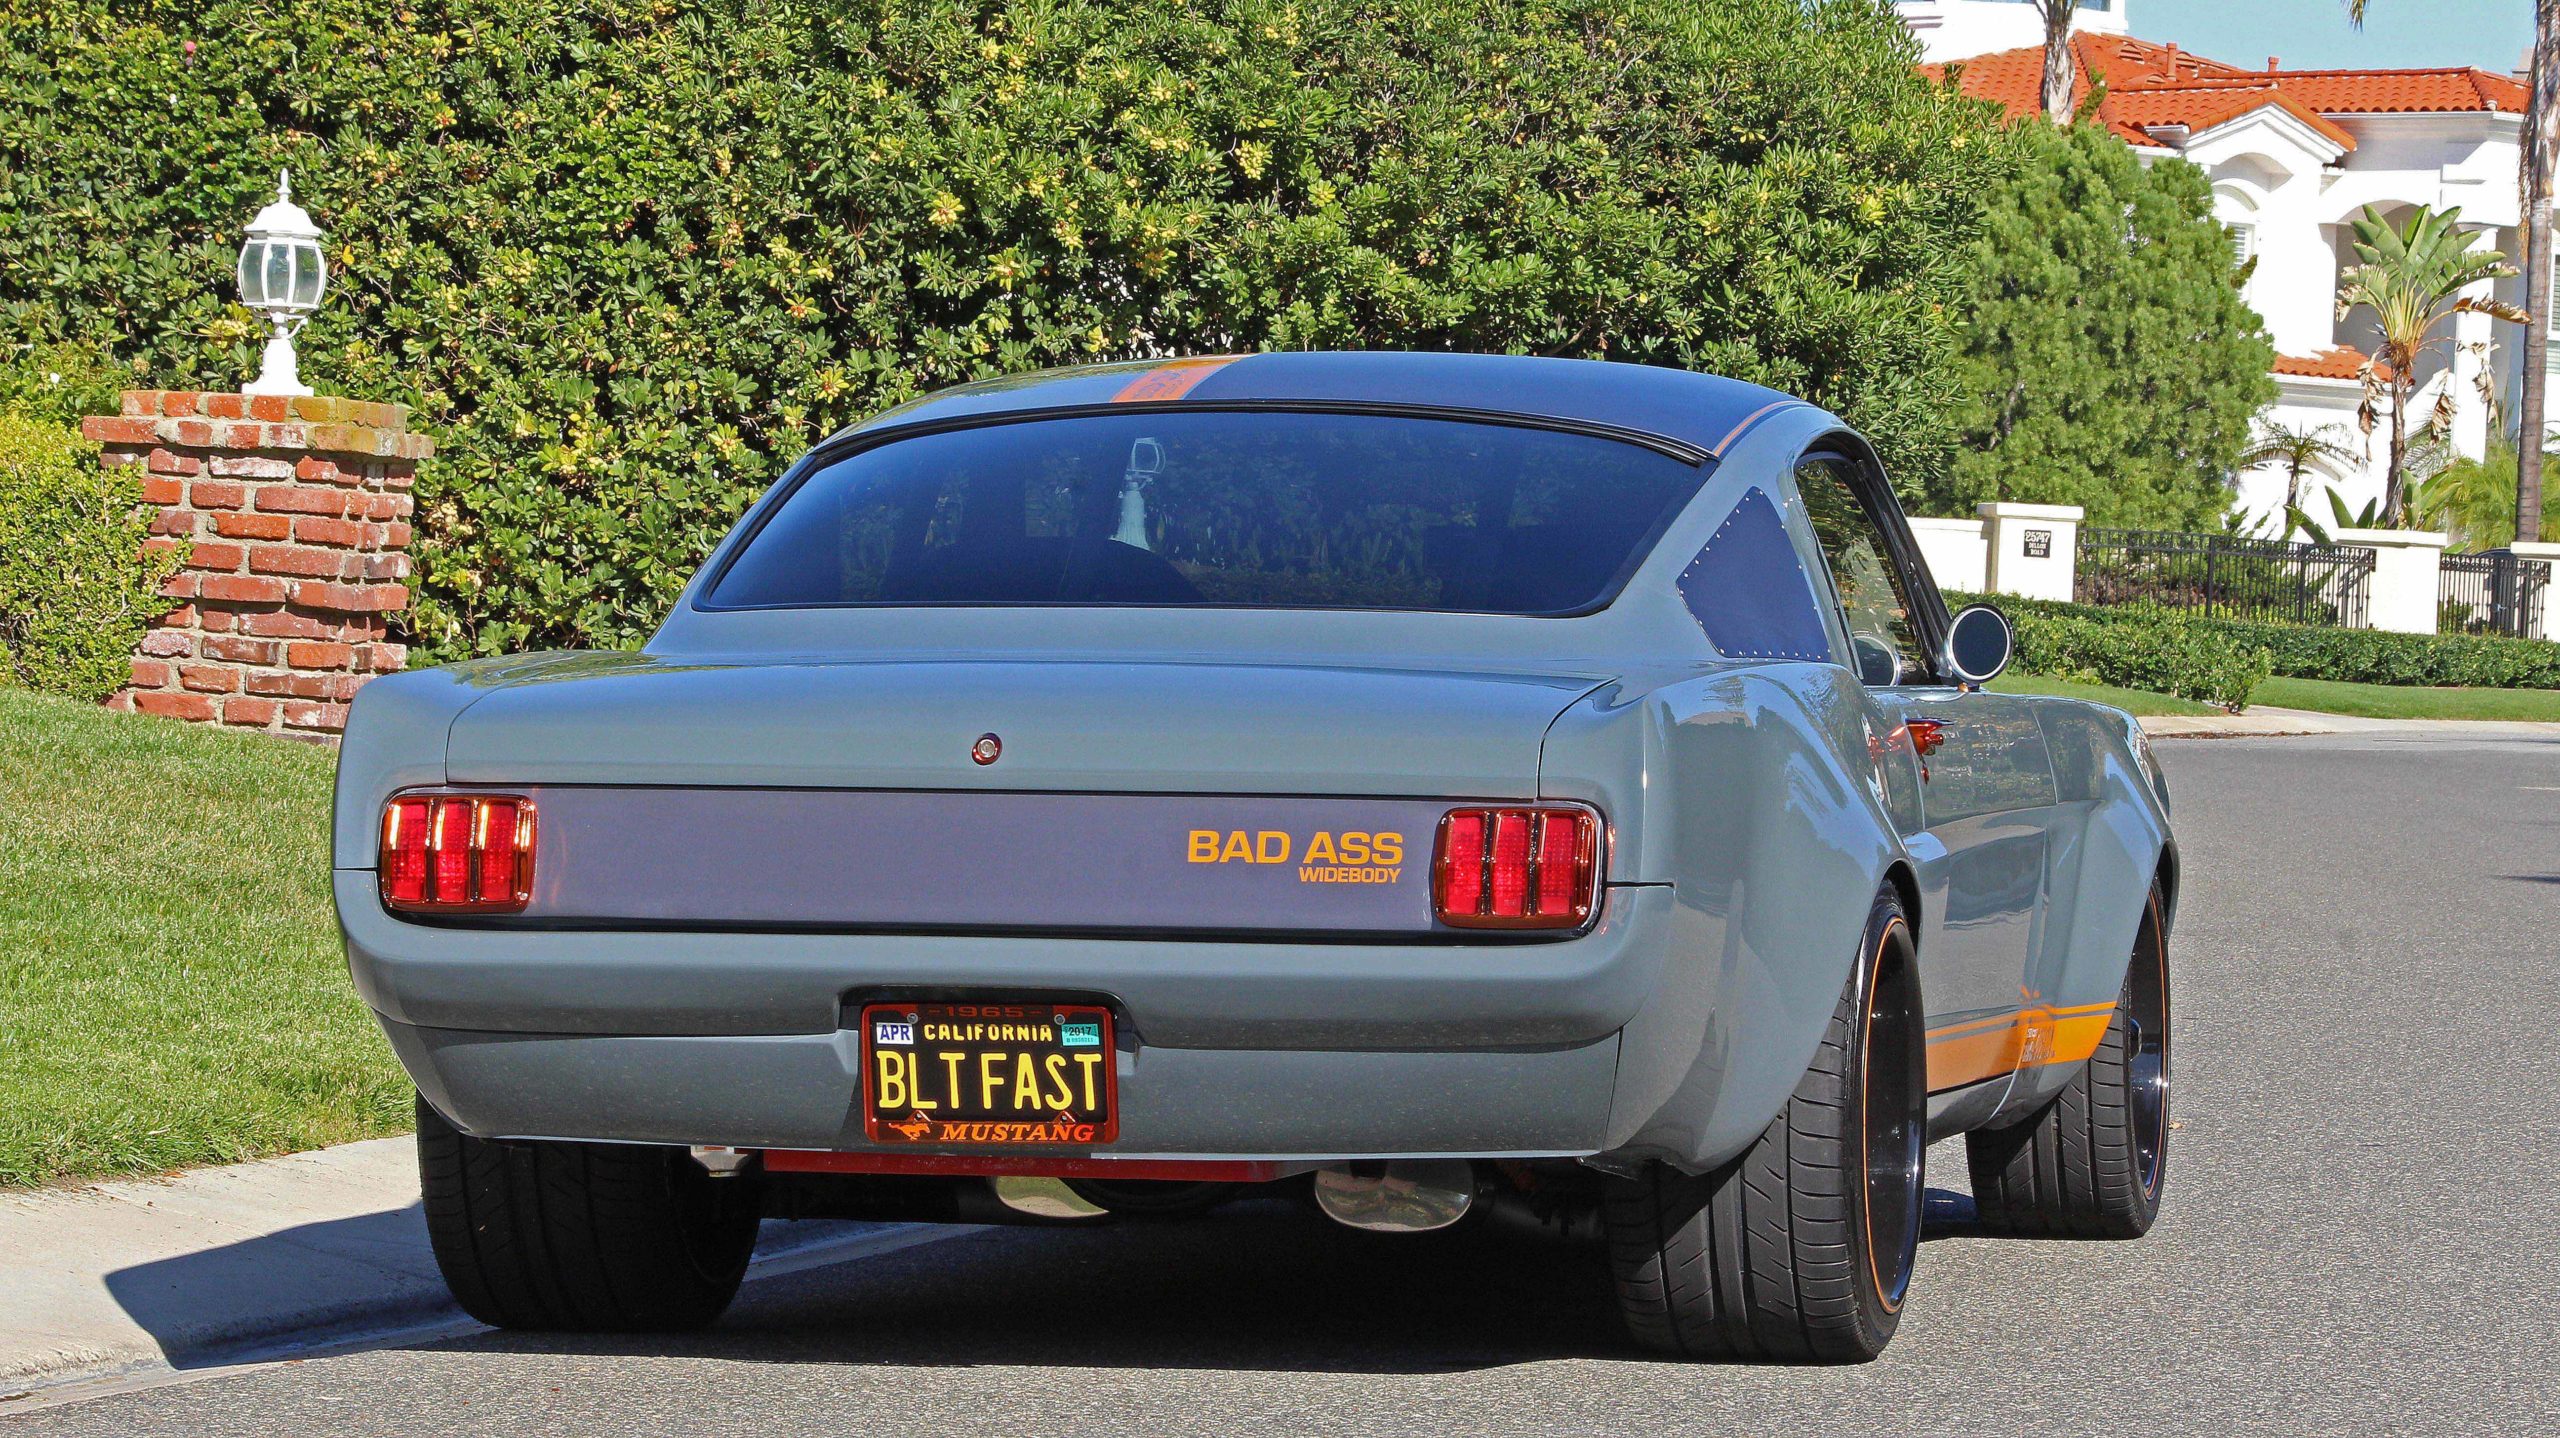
[416,1097,761,1331]
[1965,886,2171,1239]
[1602,888,1925,1363]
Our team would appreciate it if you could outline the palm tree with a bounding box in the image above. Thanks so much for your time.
[2334,204,2523,525]
[2240,419,2364,516]
[2032,0,2076,122]
[2348,0,2555,551]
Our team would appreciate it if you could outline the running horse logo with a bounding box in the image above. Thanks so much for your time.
[887,1110,935,1142]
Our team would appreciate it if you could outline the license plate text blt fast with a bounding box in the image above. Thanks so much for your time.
[860,1002,1118,1146]
[872,1044,1107,1114]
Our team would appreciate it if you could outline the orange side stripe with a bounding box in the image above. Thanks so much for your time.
[1924,1002,2117,1092]
[1111,356,1240,404]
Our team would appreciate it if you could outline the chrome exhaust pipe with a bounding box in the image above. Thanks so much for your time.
[1311,1159,1485,1233]
[987,1176,1114,1222]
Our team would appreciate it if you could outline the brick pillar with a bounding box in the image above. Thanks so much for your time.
[80,391,429,738]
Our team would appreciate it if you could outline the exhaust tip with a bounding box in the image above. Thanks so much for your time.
[689,1145,757,1178]
[1311,1160,1481,1233]
[988,1176,1113,1221]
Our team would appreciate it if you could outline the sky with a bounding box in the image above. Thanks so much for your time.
[2131,0,2530,74]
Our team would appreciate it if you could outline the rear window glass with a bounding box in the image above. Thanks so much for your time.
[702,411,1708,614]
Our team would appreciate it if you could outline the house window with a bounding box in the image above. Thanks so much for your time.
[2231,223,2257,266]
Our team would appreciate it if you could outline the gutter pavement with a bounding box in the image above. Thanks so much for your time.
[2139,708,2560,739]
[0,1139,921,1407]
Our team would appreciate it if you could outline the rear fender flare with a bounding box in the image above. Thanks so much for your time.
[1546,666,1909,1172]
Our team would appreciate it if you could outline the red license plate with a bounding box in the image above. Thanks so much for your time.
[860,1001,1118,1146]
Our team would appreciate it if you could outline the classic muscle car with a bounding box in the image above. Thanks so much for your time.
[336,352,2176,1363]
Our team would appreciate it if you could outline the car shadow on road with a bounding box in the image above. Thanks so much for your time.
[93,1186,1987,1381]
[423,1188,1991,1376]
[99,1202,454,1373]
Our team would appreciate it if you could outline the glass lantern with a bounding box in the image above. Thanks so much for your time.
[237,170,326,395]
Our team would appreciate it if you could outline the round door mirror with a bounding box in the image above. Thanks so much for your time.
[1941,604,2013,687]
[1849,633,1906,687]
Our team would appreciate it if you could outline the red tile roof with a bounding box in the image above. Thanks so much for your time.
[1929,33,2527,156]
[2273,347,2386,382]
[2262,66,2526,117]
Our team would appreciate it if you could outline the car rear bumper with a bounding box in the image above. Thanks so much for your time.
[383,1018,1622,1158]
[343,873,1676,1158]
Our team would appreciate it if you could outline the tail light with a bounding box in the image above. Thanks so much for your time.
[380,792,535,914]
[1432,806,1601,930]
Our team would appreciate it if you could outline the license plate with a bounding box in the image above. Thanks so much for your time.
[860,1001,1118,1146]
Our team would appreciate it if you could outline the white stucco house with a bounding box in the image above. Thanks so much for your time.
[1903,0,2532,532]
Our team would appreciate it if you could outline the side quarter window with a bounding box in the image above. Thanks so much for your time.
[1673,484,1837,663]
[1795,457,1927,686]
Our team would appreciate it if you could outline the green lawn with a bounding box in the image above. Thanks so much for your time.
[0,688,408,1186]
[2249,676,2560,721]
[1988,673,2218,716]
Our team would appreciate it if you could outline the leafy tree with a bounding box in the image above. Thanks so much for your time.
[2241,418,2364,517]
[1935,120,2274,530]
[2334,204,2521,526]
[0,0,2008,659]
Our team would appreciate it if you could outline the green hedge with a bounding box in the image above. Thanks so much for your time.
[1956,596,2270,711]
[2211,615,2560,689]
[1967,592,2560,696]
[0,414,186,699]
[2,0,2011,662]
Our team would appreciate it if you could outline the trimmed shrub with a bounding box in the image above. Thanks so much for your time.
[2,0,2011,661]
[1971,592,2560,694]
[2205,615,2560,690]
[2006,607,2270,711]
[0,342,131,427]
[0,417,186,699]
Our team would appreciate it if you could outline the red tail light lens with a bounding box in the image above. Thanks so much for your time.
[1432,806,1600,930]
[380,792,535,914]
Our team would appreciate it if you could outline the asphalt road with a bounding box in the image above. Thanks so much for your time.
[14,730,2558,1436]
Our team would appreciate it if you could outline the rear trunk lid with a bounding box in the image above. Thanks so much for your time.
[440,655,1605,934]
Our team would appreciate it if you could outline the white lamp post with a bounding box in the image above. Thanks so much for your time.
[236,170,327,396]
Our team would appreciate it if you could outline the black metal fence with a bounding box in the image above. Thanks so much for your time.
[2438,550,2551,638]
[2075,528,2376,627]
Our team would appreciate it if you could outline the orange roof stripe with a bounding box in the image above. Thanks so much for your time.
[1110,356,1240,404]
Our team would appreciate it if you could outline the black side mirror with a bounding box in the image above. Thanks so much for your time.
[1941,605,2013,688]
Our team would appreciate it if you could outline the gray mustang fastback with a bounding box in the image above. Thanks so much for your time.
[336,352,2175,1362]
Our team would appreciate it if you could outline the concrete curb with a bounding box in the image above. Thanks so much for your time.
[2141,707,2560,739]
[2139,709,2341,738]
[0,1138,433,1393]
[0,1137,933,1403]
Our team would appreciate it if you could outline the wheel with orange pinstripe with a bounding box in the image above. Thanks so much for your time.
[1966,886,2171,1239]
[1601,887,1926,1363]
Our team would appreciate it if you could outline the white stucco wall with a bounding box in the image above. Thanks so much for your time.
[1908,516,1989,593]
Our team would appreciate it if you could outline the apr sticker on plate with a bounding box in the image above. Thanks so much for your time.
[873,1020,915,1046]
